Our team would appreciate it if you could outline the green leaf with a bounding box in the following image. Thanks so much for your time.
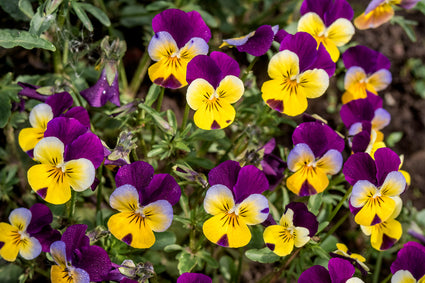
[145,84,161,107]
[310,244,331,259]
[0,264,23,283]
[18,0,34,18]
[0,29,56,51]
[196,250,219,268]
[219,255,236,281]
[0,92,12,128]
[175,141,190,152]
[45,0,64,15]
[164,244,183,252]
[145,1,174,12]
[139,103,174,135]
[0,0,28,21]
[29,7,56,36]
[177,251,197,274]
[386,131,403,147]
[308,193,323,216]
[245,247,280,263]
[166,110,178,133]
[391,16,417,42]
[79,3,111,27]
[190,128,225,141]
[320,234,338,252]
[151,231,176,250]
[71,1,93,32]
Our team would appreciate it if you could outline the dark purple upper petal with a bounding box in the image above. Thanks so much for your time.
[298,265,331,283]
[280,32,317,73]
[232,165,269,203]
[62,106,91,128]
[263,138,276,155]
[64,132,104,168]
[292,122,345,157]
[343,152,377,186]
[374,148,401,186]
[115,161,154,192]
[27,203,53,235]
[17,82,49,102]
[340,94,382,128]
[391,243,425,280]
[33,227,61,253]
[342,46,391,74]
[44,117,89,146]
[324,0,354,25]
[46,92,73,117]
[399,0,420,9]
[261,153,286,190]
[274,29,289,44]
[351,129,371,153]
[208,160,241,191]
[300,0,331,20]
[74,245,112,282]
[210,51,240,78]
[186,55,222,88]
[177,273,212,283]
[236,25,275,56]
[285,202,318,237]
[61,224,90,262]
[309,44,335,77]
[152,9,211,48]
[141,174,181,206]
[80,70,120,107]
[328,258,355,283]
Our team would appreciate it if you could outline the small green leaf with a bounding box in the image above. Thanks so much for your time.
[190,128,225,141]
[151,231,176,250]
[310,244,331,259]
[145,1,174,12]
[45,0,63,15]
[245,247,280,263]
[0,1,28,21]
[79,3,111,27]
[0,29,56,51]
[18,0,34,18]
[139,103,174,135]
[145,84,161,107]
[219,256,236,281]
[177,251,197,274]
[29,7,56,36]
[175,141,190,152]
[320,234,338,252]
[197,250,218,268]
[166,109,178,133]
[164,244,183,252]
[71,1,93,32]
[308,193,323,216]
[386,131,403,147]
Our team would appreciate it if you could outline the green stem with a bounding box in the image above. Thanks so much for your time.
[327,186,352,223]
[240,57,259,82]
[181,102,190,130]
[156,87,165,112]
[373,252,383,283]
[128,51,151,97]
[234,248,244,283]
[321,211,350,242]
[68,190,77,223]
[96,165,104,214]
[119,61,128,92]
[269,248,301,283]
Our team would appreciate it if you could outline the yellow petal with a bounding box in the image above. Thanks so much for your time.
[380,171,406,197]
[19,236,42,260]
[187,79,215,111]
[9,208,32,231]
[399,170,411,186]
[286,167,329,195]
[51,265,90,283]
[18,127,45,153]
[287,143,315,172]
[315,149,343,175]
[261,79,285,113]
[193,96,236,130]
[354,4,394,30]
[326,18,355,46]
[279,208,294,227]
[0,223,20,262]
[354,195,395,226]
[268,50,299,80]
[391,270,417,283]
[64,158,95,192]
[33,137,64,166]
[109,184,140,212]
[148,57,188,89]
[143,200,173,232]
[369,218,402,250]
[344,66,368,99]
[319,39,341,62]
[148,31,178,61]
[263,225,295,256]
[236,194,269,225]
[298,69,329,98]
[351,180,378,208]
[297,12,326,41]
[203,185,235,216]
[282,88,308,116]
[29,103,53,129]
[217,75,244,104]
[294,227,310,247]
[367,69,392,92]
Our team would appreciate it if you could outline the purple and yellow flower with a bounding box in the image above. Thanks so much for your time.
[186,51,244,130]
[331,243,369,275]
[203,160,269,248]
[261,32,335,116]
[263,202,318,256]
[107,161,181,249]
[343,148,406,226]
[340,92,390,153]
[177,273,212,283]
[298,0,355,62]
[342,45,392,103]
[286,121,344,196]
[148,9,211,89]
[80,68,120,107]
[361,216,403,251]
[299,258,365,283]
[391,241,425,282]
[50,224,112,283]
[355,0,420,30]
[220,25,279,56]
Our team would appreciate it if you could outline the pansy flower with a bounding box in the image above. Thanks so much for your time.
[177,273,212,283]
[343,147,406,226]
[340,92,390,153]
[331,243,369,275]
[18,91,90,157]
[342,45,392,103]
[286,121,344,196]
[148,9,211,89]
[186,51,244,130]
[50,224,111,283]
[80,68,120,107]
[299,258,365,283]
[261,32,335,116]
[298,0,355,62]
[260,138,287,190]
[391,241,425,282]
[263,202,318,256]
[355,0,420,30]
[203,160,269,248]
[220,25,279,56]
[107,161,181,249]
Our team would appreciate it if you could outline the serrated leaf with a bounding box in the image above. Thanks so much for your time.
[79,3,111,27]
[0,29,56,51]
[71,1,93,32]
[245,247,280,263]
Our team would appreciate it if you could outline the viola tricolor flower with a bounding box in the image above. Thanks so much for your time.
[354,0,420,30]
[50,224,112,283]
[342,45,392,103]
[298,0,355,62]
[260,138,287,190]
[220,25,279,56]
[391,241,425,282]
[286,121,344,196]
[298,258,365,283]
[80,68,120,107]
[203,160,269,248]
[330,243,369,275]
[107,161,181,249]
[261,32,335,116]
[186,51,244,130]
[18,91,90,157]
[263,202,318,256]
[360,213,403,251]
[148,8,211,89]
[177,273,212,283]
[343,147,406,226]
[340,92,390,153]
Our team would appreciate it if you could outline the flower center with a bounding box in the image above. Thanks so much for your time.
[11,229,30,246]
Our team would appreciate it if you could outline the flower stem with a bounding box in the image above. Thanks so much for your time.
[327,186,352,223]
[128,51,151,97]
[96,165,104,215]
[181,102,190,130]
[269,248,301,283]
[373,252,383,283]
[156,87,165,112]
[240,57,259,82]
[321,211,350,243]
[67,190,76,223]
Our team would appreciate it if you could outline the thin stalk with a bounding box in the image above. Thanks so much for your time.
[269,248,301,283]
[155,87,165,112]
[327,186,352,223]
[67,190,77,223]
[240,57,259,82]
[96,165,104,214]
[128,51,151,97]
[373,252,383,283]
[181,102,190,130]
[321,211,350,242]
[234,248,244,283]
[119,62,128,91]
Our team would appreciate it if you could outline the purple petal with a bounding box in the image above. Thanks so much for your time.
[351,129,371,153]
[261,154,286,190]
[80,70,120,107]
[262,213,277,227]
[17,82,49,101]
[309,44,335,77]
[142,174,181,206]
[365,0,386,14]
[298,265,331,283]
[208,160,241,190]
[263,138,276,154]
[324,0,354,25]
[34,227,61,253]
[74,245,111,282]
[62,106,91,128]
[44,117,88,146]
[233,165,269,203]
[274,29,289,44]
[61,224,90,261]
[340,96,378,128]
[177,273,212,283]
[408,231,425,245]
[152,9,211,48]
[343,152,377,186]
[64,132,104,168]
[186,55,222,88]
[399,0,420,9]
[236,25,275,56]
[328,258,355,283]
[27,203,52,235]
[210,51,240,78]
[300,0,331,19]
[349,201,362,215]
[391,244,425,280]
[374,148,401,186]
[46,92,73,117]
[380,233,398,250]
[342,46,391,74]
[280,32,317,73]
[115,161,154,192]
[292,122,345,157]
[404,241,425,254]
[285,202,318,236]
